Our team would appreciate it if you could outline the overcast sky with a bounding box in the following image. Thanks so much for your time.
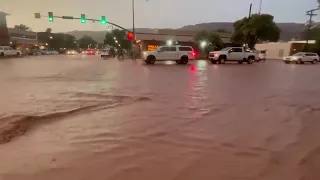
[2,0,319,32]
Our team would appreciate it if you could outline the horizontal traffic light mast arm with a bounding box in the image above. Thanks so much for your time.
[35,13,132,33]
[86,18,132,33]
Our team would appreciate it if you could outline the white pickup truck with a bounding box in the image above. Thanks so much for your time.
[142,45,195,64]
[208,47,256,64]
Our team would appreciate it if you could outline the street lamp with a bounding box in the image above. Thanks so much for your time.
[200,41,207,49]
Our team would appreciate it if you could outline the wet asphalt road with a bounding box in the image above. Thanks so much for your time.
[0,55,320,180]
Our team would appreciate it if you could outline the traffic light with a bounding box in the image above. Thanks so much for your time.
[100,16,107,24]
[127,32,134,40]
[48,12,54,22]
[80,14,86,24]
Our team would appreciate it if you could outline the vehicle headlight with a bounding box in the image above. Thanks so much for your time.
[214,53,219,57]
[143,52,147,56]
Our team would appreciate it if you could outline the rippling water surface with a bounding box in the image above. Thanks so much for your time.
[1,56,320,180]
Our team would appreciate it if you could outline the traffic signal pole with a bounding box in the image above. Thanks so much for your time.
[132,0,136,60]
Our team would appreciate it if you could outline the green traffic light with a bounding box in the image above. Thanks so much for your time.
[80,14,87,24]
[101,16,107,24]
[80,14,86,24]
[48,12,54,22]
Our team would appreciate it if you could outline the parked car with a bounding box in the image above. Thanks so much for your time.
[100,49,111,59]
[0,46,22,57]
[283,52,319,64]
[256,50,267,61]
[142,45,195,64]
[208,47,256,64]
[86,49,96,55]
[40,50,50,55]
[27,49,41,55]
[48,50,59,55]
[67,50,78,55]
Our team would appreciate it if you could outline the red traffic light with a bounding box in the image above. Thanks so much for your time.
[127,32,134,40]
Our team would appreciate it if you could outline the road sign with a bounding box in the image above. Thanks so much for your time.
[62,16,74,19]
[34,13,41,19]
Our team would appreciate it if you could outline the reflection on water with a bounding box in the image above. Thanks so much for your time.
[1,58,320,180]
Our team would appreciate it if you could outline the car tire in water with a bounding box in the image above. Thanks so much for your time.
[175,60,182,64]
[311,59,317,64]
[297,59,302,64]
[146,55,156,64]
[16,52,20,57]
[247,57,254,64]
[210,60,217,64]
[181,56,189,64]
[218,56,226,64]
[0,52,4,57]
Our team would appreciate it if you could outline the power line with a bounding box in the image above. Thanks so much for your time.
[305,8,319,50]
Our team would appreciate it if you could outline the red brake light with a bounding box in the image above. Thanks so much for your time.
[192,52,195,56]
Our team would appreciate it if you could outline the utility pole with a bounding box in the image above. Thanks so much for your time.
[258,0,262,14]
[305,8,319,50]
[248,3,252,18]
[244,3,252,48]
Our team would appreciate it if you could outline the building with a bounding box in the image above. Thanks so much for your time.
[0,11,10,46]
[135,29,232,52]
[8,28,38,49]
[255,40,316,59]
[0,11,38,49]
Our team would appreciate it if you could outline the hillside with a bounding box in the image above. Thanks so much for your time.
[179,22,306,41]
[66,22,306,42]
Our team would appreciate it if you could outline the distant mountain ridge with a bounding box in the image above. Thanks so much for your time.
[66,22,306,42]
[179,22,306,41]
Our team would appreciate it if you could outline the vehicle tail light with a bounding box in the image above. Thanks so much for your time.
[192,52,195,56]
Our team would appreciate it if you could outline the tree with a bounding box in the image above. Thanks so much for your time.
[14,24,31,31]
[216,29,228,33]
[194,30,223,53]
[78,35,97,49]
[318,0,320,7]
[231,14,281,49]
[45,28,52,33]
[305,28,320,53]
[49,33,66,50]
[64,34,77,49]
[104,29,131,50]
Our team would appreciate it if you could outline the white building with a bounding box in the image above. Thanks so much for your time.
[255,40,316,60]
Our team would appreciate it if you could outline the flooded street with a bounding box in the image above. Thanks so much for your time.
[1,55,320,180]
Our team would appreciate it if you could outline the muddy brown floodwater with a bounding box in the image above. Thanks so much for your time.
[1,55,320,180]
